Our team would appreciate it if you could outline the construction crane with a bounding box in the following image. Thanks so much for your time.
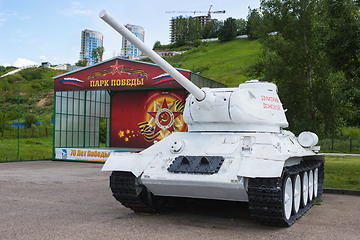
[166,5,225,18]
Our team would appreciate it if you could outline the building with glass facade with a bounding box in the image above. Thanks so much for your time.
[53,57,226,162]
[121,24,145,60]
[80,29,103,66]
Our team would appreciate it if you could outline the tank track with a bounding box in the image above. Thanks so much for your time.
[109,171,165,213]
[248,159,324,227]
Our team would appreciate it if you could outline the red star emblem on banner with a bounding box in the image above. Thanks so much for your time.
[147,99,182,133]
[111,60,123,75]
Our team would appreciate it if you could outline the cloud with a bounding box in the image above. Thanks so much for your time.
[0,11,28,27]
[60,2,95,16]
[0,12,8,26]
[12,58,39,68]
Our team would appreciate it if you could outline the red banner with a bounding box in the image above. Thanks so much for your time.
[111,90,188,148]
[54,58,190,91]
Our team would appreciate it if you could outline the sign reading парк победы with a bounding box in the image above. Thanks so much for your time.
[54,58,190,91]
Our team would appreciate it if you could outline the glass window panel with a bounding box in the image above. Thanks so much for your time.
[61,98,67,114]
[74,91,79,99]
[67,98,73,114]
[79,116,84,131]
[79,99,85,115]
[79,131,84,147]
[100,91,106,103]
[90,132,95,146]
[90,117,95,130]
[73,116,79,131]
[55,114,61,130]
[91,101,95,116]
[61,131,67,146]
[55,96,61,113]
[85,132,90,146]
[106,92,110,103]
[56,91,62,97]
[67,132,72,147]
[68,91,73,98]
[95,117,100,132]
[74,99,79,115]
[67,115,73,130]
[86,100,91,115]
[86,91,91,100]
[80,91,85,99]
[101,104,105,117]
[105,103,110,118]
[91,91,96,101]
[61,115,67,131]
[96,102,100,116]
[95,132,99,146]
[96,91,101,102]
[85,116,90,131]
[55,131,61,147]
[73,132,79,147]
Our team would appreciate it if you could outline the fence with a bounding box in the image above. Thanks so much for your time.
[0,125,53,162]
[319,138,360,154]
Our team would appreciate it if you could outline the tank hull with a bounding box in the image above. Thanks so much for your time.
[103,131,321,202]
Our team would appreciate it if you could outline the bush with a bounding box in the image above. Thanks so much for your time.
[341,127,360,138]
[24,113,38,128]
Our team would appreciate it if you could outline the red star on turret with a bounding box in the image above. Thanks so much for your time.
[111,60,123,75]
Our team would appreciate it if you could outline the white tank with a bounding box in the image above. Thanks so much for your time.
[99,10,325,227]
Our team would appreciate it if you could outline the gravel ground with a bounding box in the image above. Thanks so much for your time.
[0,161,359,240]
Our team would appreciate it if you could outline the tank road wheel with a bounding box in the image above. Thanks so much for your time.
[248,159,324,227]
[283,175,293,220]
[313,168,319,198]
[308,170,314,201]
[301,171,309,207]
[292,174,301,214]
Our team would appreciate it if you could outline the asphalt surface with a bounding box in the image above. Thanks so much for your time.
[0,161,359,240]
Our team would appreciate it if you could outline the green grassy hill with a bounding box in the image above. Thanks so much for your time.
[0,67,67,122]
[0,38,262,121]
[166,38,262,87]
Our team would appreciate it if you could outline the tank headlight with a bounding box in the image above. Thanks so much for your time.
[297,131,318,147]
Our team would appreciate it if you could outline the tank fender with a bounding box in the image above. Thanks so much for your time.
[102,152,159,177]
[238,156,286,178]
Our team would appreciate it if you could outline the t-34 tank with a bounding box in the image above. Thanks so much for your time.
[99,10,324,227]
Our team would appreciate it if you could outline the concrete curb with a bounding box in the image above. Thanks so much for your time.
[324,188,360,196]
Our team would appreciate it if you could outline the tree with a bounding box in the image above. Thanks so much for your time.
[0,110,8,137]
[320,0,360,126]
[246,8,266,38]
[218,17,237,42]
[249,0,345,136]
[75,60,87,67]
[153,41,162,50]
[236,19,247,36]
[24,113,38,137]
[187,17,202,42]
[172,16,189,43]
[202,19,223,39]
[92,46,105,64]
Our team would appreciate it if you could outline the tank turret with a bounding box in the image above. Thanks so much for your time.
[99,10,324,227]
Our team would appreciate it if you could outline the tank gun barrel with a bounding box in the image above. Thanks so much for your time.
[99,10,206,101]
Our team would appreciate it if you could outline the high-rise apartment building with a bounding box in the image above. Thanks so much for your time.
[80,29,103,66]
[121,24,145,60]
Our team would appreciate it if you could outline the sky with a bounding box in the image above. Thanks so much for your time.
[0,0,260,67]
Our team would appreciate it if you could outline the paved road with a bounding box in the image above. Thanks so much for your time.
[0,161,359,240]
